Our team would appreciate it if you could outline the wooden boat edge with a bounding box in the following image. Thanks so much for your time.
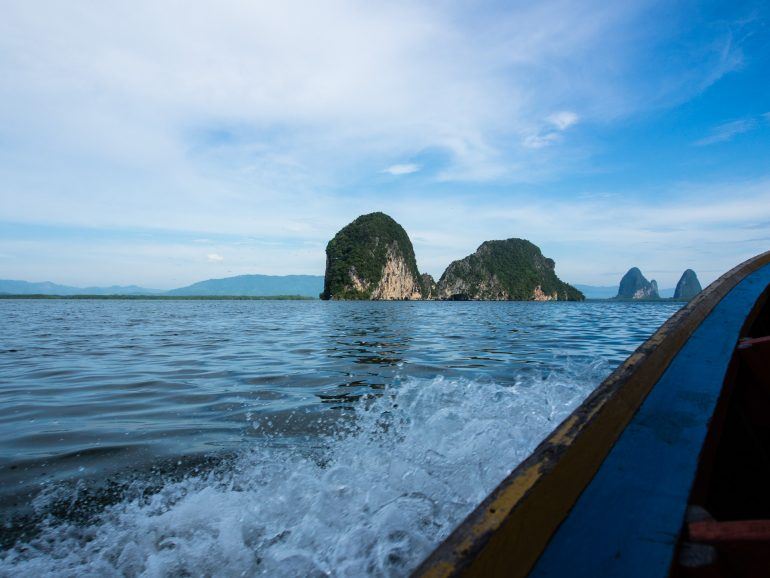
[411,250,770,578]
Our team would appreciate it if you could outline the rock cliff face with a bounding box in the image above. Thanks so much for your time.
[616,267,659,299]
[436,239,583,301]
[321,213,424,300]
[420,273,437,300]
[673,269,702,300]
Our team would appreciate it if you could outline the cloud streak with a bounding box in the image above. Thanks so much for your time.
[522,110,580,149]
[695,118,757,146]
[383,164,420,176]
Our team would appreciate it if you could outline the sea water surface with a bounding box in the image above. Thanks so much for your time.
[0,299,682,576]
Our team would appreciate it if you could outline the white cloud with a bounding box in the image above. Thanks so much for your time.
[383,163,420,176]
[523,132,561,149]
[548,111,580,130]
[0,1,756,287]
[0,0,741,199]
[695,118,756,146]
[522,111,579,148]
[207,253,224,262]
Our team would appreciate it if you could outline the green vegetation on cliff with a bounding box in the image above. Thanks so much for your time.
[437,239,584,301]
[321,212,422,300]
[420,273,437,299]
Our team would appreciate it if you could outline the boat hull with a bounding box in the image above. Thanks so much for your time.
[412,251,770,578]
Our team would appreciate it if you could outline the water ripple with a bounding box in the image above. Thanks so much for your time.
[0,299,681,572]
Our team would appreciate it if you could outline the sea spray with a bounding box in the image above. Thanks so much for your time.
[1,361,610,577]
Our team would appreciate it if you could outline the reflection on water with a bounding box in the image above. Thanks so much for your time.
[0,299,681,574]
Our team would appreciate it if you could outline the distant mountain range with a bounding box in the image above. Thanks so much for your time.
[0,275,325,298]
[0,280,164,296]
[574,284,675,299]
[1,276,679,300]
[165,275,323,297]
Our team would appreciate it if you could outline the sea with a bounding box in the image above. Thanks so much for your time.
[0,299,682,576]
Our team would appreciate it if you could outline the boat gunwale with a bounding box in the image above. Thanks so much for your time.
[411,250,770,578]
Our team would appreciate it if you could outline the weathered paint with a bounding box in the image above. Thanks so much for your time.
[689,520,770,543]
[411,251,770,578]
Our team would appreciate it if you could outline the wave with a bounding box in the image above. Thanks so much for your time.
[1,361,609,577]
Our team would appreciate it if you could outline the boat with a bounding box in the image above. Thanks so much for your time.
[412,250,770,578]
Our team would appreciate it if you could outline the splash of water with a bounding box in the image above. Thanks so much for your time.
[1,362,608,577]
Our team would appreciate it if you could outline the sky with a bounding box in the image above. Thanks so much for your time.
[1,0,769,289]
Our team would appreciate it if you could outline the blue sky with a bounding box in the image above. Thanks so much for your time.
[1,0,769,289]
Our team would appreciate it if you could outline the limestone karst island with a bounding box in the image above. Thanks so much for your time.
[318,212,706,304]
[613,266,703,301]
[321,212,583,301]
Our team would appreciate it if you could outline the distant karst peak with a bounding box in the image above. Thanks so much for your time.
[674,269,702,300]
[616,267,660,300]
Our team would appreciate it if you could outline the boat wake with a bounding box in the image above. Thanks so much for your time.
[1,362,609,577]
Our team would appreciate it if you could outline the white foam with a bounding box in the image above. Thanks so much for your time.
[1,361,609,577]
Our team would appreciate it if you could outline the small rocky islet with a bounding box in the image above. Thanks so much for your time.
[320,212,583,301]
[614,267,702,301]
[616,267,660,299]
[673,269,702,300]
